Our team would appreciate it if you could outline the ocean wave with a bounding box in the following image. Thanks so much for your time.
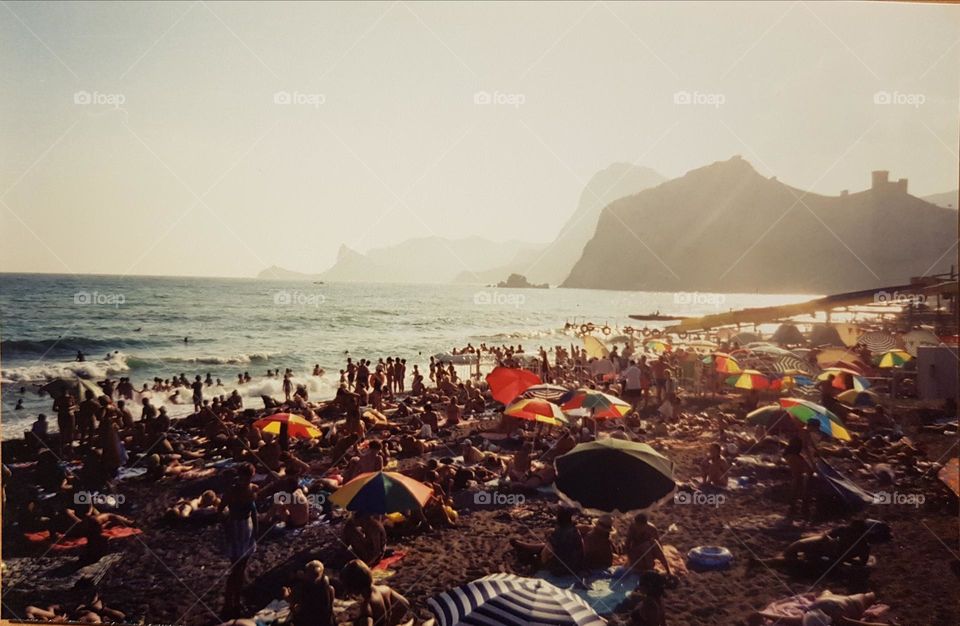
[148,352,275,366]
[1,352,131,383]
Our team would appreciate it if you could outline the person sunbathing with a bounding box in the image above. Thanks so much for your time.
[752,520,876,571]
[339,559,411,626]
[624,514,672,576]
[343,513,387,565]
[284,560,335,626]
[167,489,221,521]
[749,591,887,626]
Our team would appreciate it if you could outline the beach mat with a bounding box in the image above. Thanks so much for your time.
[24,526,143,551]
[1,553,123,594]
[534,566,641,615]
[373,549,407,571]
[938,458,959,496]
[755,592,890,624]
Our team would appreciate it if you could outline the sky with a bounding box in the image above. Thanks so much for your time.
[1,1,958,278]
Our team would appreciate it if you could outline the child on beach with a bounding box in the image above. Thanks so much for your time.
[339,559,411,626]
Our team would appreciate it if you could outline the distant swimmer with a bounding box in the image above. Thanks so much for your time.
[15,399,24,410]
[134,327,142,332]
[184,337,189,343]
[76,351,85,362]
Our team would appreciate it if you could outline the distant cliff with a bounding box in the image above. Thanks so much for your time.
[562,156,958,293]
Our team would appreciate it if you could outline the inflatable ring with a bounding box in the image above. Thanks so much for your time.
[580,324,590,334]
[586,323,596,332]
[687,545,733,570]
[623,326,635,335]
[601,325,612,336]
[677,331,688,340]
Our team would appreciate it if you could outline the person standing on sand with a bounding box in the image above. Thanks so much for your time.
[54,390,76,456]
[218,463,259,618]
[283,374,293,402]
[346,357,356,390]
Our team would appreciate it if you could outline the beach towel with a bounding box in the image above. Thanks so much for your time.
[814,459,875,511]
[116,466,147,481]
[253,599,290,626]
[24,526,143,551]
[755,592,890,624]
[373,549,407,571]
[534,566,641,615]
[938,458,959,496]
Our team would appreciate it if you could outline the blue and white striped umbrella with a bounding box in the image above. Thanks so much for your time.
[428,573,605,626]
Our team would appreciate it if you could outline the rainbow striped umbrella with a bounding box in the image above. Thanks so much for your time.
[837,389,880,407]
[725,369,770,390]
[560,388,631,419]
[877,349,912,369]
[253,413,320,439]
[329,471,433,514]
[778,398,851,441]
[504,398,569,426]
[707,352,742,374]
[818,367,870,391]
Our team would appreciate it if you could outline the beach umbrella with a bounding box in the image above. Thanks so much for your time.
[771,324,806,346]
[725,369,770,390]
[644,339,672,354]
[485,366,541,405]
[835,323,866,347]
[708,352,742,374]
[40,377,103,399]
[778,398,851,441]
[559,389,631,419]
[731,331,761,345]
[901,329,940,357]
[428,573,605,626]
[683,339,719,353]
[857,330,899,353]
[503,398,569,426]
[555,438,676,513]
[745,404,786,426]
[816,347,865,369]
[253,413,320,439]
[877,349,912,369]
[329,471,432,514]
[519,383,570,402]
[818,368,870,391]
[771,354,815,375]
[743,342,796,357]
[837,389,880,407]
[809,324,844,347]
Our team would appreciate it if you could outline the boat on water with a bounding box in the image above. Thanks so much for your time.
[629,313,688,322]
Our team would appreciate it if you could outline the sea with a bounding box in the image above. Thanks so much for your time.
[0,273,813,438]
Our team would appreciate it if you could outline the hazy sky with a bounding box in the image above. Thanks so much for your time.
[1,1,958,278]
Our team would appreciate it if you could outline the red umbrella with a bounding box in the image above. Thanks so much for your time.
[485,366,541,405]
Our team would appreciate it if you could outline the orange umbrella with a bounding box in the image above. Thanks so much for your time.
[485,366,541,405]
[503,398,569,426]
[253,413,320,439]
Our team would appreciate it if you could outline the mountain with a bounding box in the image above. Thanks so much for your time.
[562,156,958,293]
[454,163,665,285]
[317,237,542,284]
[922,189,958,210]
[257,265,323,280]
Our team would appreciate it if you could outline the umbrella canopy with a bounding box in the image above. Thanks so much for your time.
[771,324,806,346]
[771,354,815,375]
[683,339,719,354]
[329,471,432,514]
[485,366,542,405]
[816,347,865,369]
[877,349,912,368]
[901,329,941,357]
[709,352,742,374]
[731,331,762,345]
[809,324,844,347]
[778,398,851,441]
[745,404,787,426]
[428,573,605,626]
[725,369,770,390]
[818,368,870,391]
[504,398,569,426]
[519,383,571,402]
[835,323,866,347]
[40,377,103,399]
[559,389,631,419]
[857,330,900,353]
[253,413,320,439]
[644,339,672,354]
[555,438,676,512]
[837,389,880,407]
